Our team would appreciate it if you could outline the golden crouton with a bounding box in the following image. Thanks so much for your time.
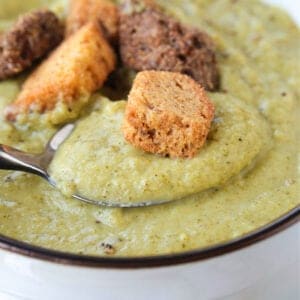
[66,0,119,44]
[5,22,116,121]
[123,71,215,158]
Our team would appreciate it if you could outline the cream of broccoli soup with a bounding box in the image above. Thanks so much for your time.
[49,95,271,205]
[0,0,299,256]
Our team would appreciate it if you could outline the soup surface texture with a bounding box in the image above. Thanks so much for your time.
[0,0,299,256]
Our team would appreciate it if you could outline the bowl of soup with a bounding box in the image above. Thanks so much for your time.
[0,0,299,299]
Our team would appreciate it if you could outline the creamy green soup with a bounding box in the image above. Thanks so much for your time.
[49,96,271,206]
[0,0,299,256]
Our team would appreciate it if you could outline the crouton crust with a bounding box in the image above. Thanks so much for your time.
[123,71,215,158]
[5,22,116,121]
[0,9,63,80]
[66,0,119,44]
[119,0,220,91]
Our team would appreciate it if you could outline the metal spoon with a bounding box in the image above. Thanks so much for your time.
[0,124,169,208]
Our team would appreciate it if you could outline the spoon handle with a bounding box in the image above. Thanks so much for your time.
[0,145,48,179]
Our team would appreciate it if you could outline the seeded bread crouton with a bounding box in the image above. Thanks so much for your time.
[119,0,220,91]
[5,22,116,121]
[66,0,119,44]
[123,71,215,158]
[0,9,63,80]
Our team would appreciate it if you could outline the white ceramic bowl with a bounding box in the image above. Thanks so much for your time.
[0,1,299,299]
[0,209,299,300]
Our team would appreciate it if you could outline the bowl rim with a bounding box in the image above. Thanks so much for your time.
[0,206,299,269]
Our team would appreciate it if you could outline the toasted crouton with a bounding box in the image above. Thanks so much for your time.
[119,0,220,91]
[5,22,116,121]
[66,0,119,44]
[123,71,215,158]
[0,9,63,80]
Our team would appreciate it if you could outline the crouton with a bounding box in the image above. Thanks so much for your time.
[0,9,63,80]
[119,0,220,91]
[121,0,158,13]
[123,71,215,158]
[5,22,116,121]
[66,0,119,44]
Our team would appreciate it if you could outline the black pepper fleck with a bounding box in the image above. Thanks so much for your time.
[101,242,116,255]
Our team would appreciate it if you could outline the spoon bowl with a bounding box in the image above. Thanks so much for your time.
[0,124,170,208]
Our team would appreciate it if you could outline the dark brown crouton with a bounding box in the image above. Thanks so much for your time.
[66,0,119,45]
[0,9,63,80]
[119,0,220,91]
[123,71,215,158]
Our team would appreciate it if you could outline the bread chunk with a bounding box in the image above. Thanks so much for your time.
[5,22,116,121]
[66,0,119,44]
[119,0,220,91]
[123,71,215,158]
[0,9,63,80]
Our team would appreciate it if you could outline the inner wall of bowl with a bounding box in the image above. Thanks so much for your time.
[264,0,300,24]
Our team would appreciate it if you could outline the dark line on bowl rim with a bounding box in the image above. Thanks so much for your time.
[0,206,299,269]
